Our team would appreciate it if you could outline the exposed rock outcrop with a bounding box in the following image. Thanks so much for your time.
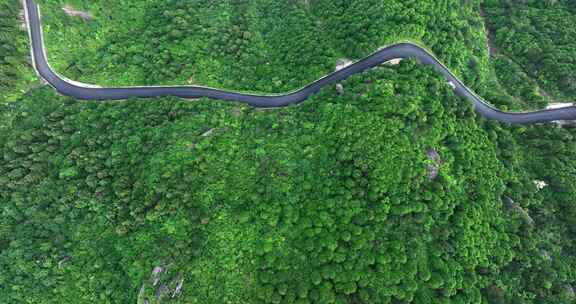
[171,275,184,298]
[503,196,535,228]
[155,283,169,301]
[138,264,184,303]
[565,285,575,299]
[201,128,215,137]
[150,266,164,286]
[533,179,548,190]
[426,148,442,181]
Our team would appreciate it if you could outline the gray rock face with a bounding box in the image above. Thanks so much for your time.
[201,128,215,137]
[426,149,442,181]
[171,276,184,298]
[138,284,148,304]
[156,283,169,300]
[565,285,575,299]
[57,257,70,269]
[138,265,185,302]
[503,196,535,227]
[540,249,552,262]
[150,266,164,286]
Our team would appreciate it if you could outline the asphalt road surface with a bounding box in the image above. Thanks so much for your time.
[23,0,576,124]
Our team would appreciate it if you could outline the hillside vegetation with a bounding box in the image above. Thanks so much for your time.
[36,0,491,93]
[485,0,576,101]
[1,0,575,303]
[0,0,36,102]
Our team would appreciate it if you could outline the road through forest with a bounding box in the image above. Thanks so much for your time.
[23,0,576,124]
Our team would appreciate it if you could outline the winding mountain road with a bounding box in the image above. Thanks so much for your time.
[23,0,576,124]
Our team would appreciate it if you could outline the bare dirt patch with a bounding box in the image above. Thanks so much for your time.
[62,5,93,21]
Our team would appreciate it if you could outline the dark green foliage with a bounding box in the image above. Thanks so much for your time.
[36,0,491,95]
[0,0,29,100]
[485,0,576,100]
[1,0,576,303]
[0,91,209,303]
[3,60,575,303]
[493,57,548,110]
[0,1,20,86]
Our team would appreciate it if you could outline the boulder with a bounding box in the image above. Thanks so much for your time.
[533,180,548,190]
[540,249,552,262]
[335,58,353,71]
[336,84,344,95]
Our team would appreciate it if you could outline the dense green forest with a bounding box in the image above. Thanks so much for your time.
[484,0,576,101]
[0,0,36,102]
[36,0,492,94]
[1,0,576,303]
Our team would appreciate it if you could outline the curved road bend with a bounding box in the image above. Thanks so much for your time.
[23,0,576,124]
